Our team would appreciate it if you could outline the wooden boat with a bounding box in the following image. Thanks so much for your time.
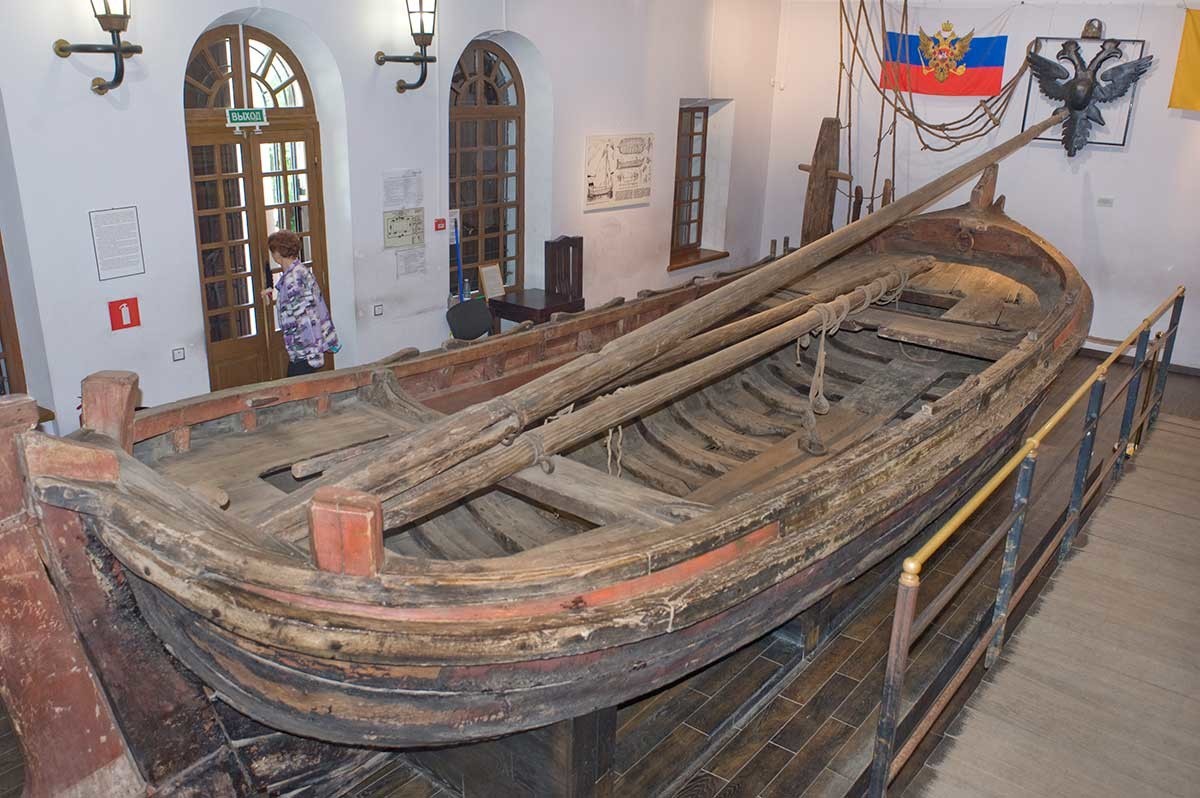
[22,120,1090,756]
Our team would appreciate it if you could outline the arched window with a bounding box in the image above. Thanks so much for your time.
[449,40,524,295]
[183,26,329,390]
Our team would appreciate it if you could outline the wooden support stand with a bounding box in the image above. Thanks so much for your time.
[408,707,618,798]
[0,396,146,798]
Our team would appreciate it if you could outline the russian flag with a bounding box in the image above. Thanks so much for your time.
[880,31,1006,96]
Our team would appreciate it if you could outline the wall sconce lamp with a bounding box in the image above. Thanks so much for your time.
[54,1,143,95]
[374,0,438,93]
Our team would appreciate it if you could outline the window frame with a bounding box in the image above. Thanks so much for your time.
[448,40,525,297]
[670,106,709,257]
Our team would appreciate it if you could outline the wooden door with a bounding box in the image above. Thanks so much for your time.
[252,127,333,377]
[188,134,272,389]
[184,25,331,390]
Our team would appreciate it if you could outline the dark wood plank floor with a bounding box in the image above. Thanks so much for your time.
[622,359,1200,797]
[905,417,1200,798]
[0,358,1196,797]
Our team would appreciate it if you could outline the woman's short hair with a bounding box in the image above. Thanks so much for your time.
[267,230,303,260]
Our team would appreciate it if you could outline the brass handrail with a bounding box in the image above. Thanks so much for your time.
[866,285,1187,798]
[901,285,1186,577]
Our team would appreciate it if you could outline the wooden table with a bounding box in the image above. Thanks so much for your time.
[488,289,585,335]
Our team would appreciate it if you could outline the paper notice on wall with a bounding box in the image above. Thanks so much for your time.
[384,207,425,250]
[382,168,423,211]
[396,248,426,279]
[90,206,146,281]
[584,134,653,211]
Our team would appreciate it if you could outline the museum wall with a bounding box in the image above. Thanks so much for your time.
[764,0,1200,368]
[0,0,781,431]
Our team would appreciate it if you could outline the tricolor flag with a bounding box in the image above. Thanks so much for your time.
[881,26,1007,96]
[1168,9,1200,111]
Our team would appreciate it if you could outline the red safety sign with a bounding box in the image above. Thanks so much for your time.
[108,297,141,331]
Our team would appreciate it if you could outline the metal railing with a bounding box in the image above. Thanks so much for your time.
[866,286,1187,797]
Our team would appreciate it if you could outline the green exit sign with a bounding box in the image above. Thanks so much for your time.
[225,108,268,130]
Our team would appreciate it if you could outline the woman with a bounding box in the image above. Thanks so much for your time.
[262,230,339,377]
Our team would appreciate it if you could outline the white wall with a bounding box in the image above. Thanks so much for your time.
[764,0,1200,368]
[0,0,784,430]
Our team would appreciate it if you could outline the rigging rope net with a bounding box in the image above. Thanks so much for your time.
[836,0,1028,216]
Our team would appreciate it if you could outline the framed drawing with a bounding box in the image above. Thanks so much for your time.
[585,134,653,211]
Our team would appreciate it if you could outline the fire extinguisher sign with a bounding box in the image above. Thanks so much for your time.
[108,297,141,331]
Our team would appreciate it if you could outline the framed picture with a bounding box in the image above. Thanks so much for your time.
[584,134,653,211]
[90,206,146,281]
[479,263,506,300]
[1021,37,1146,148]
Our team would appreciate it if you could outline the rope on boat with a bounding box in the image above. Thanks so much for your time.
[795,269,915,453]
[497,396,531,446]
[526,430,556,474]
[605,425,624,478]
[601,386,633,478]
[545,402,575,423]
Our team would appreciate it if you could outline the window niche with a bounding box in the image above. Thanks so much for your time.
[668,99,734,272]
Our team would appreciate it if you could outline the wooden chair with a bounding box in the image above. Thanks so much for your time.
[545,236,583,302]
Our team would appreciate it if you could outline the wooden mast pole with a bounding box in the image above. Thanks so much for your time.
[258,111,1067,532]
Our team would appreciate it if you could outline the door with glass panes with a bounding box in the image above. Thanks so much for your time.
[183,25,331,390]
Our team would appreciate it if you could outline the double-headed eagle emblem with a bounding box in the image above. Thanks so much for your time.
[919,22,974,83]
[1027,39,1154,156]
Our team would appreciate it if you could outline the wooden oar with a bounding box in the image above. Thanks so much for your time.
[255,111,1066,533]
[374,267,932,529]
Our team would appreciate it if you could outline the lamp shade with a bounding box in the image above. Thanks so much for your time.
[406,0,437,47]
[90,0,131,32]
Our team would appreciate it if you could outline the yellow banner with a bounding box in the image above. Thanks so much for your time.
[1169,9,1200,110]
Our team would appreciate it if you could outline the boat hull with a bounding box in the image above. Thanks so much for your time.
[129,397,1037,746]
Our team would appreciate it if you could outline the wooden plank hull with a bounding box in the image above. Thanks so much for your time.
[127,402,1035,746]
[22,201,1092,754]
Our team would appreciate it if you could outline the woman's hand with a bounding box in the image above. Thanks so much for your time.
[261,288,277,303]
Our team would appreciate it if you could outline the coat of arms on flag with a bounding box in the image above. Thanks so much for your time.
[881,21,1007,96]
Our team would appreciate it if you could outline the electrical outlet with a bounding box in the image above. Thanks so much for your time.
[373,303,384,317]
[1097,197,1115,208]
[171,347,186,362]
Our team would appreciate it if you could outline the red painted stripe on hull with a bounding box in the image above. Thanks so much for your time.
[237,521,782,623]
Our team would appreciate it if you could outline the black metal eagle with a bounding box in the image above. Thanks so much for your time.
[1027,39,1153,156]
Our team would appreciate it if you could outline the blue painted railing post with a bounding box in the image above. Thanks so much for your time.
[1058,375,1106,562]
[1148,290,1186,428]
[866,569,920,798]
[986,447,1038,668]
[1114,328,1150,479]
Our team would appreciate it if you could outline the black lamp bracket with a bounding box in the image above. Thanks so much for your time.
[55,31,143,95]
[375,47,437,93]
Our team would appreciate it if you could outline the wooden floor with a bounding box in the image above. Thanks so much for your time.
[0,359,1196,798]
[904,415,1200,798]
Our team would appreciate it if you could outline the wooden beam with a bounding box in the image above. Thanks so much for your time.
[308,487,385,577]
[970,164,999,210]
[800,117,843,246]
[860,309,1024,360]
[502,456,711,528]
[19,432,121,484]
[81,371,139,453]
